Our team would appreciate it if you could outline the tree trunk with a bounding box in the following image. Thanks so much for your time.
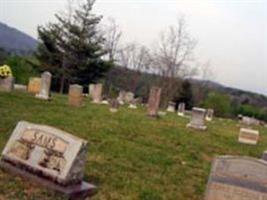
[59,75,65,94]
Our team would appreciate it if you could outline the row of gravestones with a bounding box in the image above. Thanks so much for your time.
[1,75,267,199]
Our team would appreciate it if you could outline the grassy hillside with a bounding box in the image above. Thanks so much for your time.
[0,91,266,200]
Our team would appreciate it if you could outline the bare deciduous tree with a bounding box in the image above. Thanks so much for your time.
[152,17,197,106]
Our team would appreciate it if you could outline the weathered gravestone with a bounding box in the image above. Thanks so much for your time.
[35,72,52,100]
[147,87,161,117]
[14,84,27,92]
[0,76,14,92]
[240,116,260,127]
[68,84,84,107]
[186,107,207,130]
[166,102,175,112]
[109,99,119,113]
[0,121,96,198]
[28,77,41,94]
[88,84,95,97]
[91,84,102,104]
[117,91,126,105]
[124,92,134,104]
[238,128,259,145]
[204,156,267,200]
[177,103,185,116]
[206,109,214,121]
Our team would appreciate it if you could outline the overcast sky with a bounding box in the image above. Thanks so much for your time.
[0,0,266,95]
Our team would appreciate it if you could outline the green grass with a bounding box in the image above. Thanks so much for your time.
[0,91,266,200]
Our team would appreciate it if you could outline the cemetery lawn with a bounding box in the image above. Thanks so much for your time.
[0,91,267,200]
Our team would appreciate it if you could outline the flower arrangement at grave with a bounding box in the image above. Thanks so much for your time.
[0,65,13,79]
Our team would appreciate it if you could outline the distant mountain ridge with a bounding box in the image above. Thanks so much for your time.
[0,22,38,55]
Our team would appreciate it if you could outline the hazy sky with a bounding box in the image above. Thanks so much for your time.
[0,0,266,95]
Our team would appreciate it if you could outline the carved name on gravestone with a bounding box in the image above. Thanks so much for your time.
[68,84,84,107]
[147,87,161,117]
[177,103,185,116]
[35,72,52,100]
[0,121,96,197]
[187,107,207,130]
[91,84,102,103]
[166,102,175,112]
[205,156,267,200]
[238,128,259,145]
[28,77,41,94]
[206,109,214,121]
[0,76,14,92]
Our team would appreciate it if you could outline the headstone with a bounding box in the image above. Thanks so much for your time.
[128,104,137,109]
[88,84,95,97]
[28,77,41,94]
[186,107,207,130]
[68,84,84,107]
[0,76,14,92]
[147,87,161,117]
[117,91,126,105]
[206,109,214,121]
[177,103,185,116]
[241,116,260,127]
[124,92,134,104]
[238,128,259,145]
[35,72,52,100]
[91,84,102,104]
[14,84,27,92]
[204,156,267,200]
[0,121,96,198]
[109,99,119,113]
[166,101,175,112]
[262,151,267,162]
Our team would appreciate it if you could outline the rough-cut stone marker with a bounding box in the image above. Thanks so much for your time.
[109,99,119,113]
[177,103,185,116]
[35,72,52,100]
[186,107,207,130]
[166,101,175,112]
[91,84,102,104]
[205,109,214,121]
[0,76,14,92]
[204,156,267,200]
[28,77,41,94]
[147,87,161,117]
[68,84,84,107]
[0,121,96,198]
[238,128,259,145]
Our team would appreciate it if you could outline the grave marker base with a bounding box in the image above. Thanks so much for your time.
[186,123,207,131]
[0,161,97,200]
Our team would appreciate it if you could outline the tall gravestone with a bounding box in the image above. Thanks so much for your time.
[147,87,161,117]
[35,72,52,100]
[88,84,95,97]
[205,156,267,200]
[91,84,102,104]
[186,107,207,130]
[166,102,175,112]
[205,109,214,121]
[177,103,185,116]
[0,121,96,198]
[0,76,14,92]
[28,77,41,94]
[68,84,84,107]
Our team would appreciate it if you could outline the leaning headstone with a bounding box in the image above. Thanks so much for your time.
[186,107,207,130]
[35,72,52,100]
[205,109,214,121]
[177,103,185,116]
[238,128,259,145]
[0,76,14,92]
[0,121,96,198]
[147,87,161,117]
[109,99,119,113]
[166,102,175,112]
[68,84,84,107]
[91,84,102,104]
[204,156,267,200]
[28,77,41,94]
